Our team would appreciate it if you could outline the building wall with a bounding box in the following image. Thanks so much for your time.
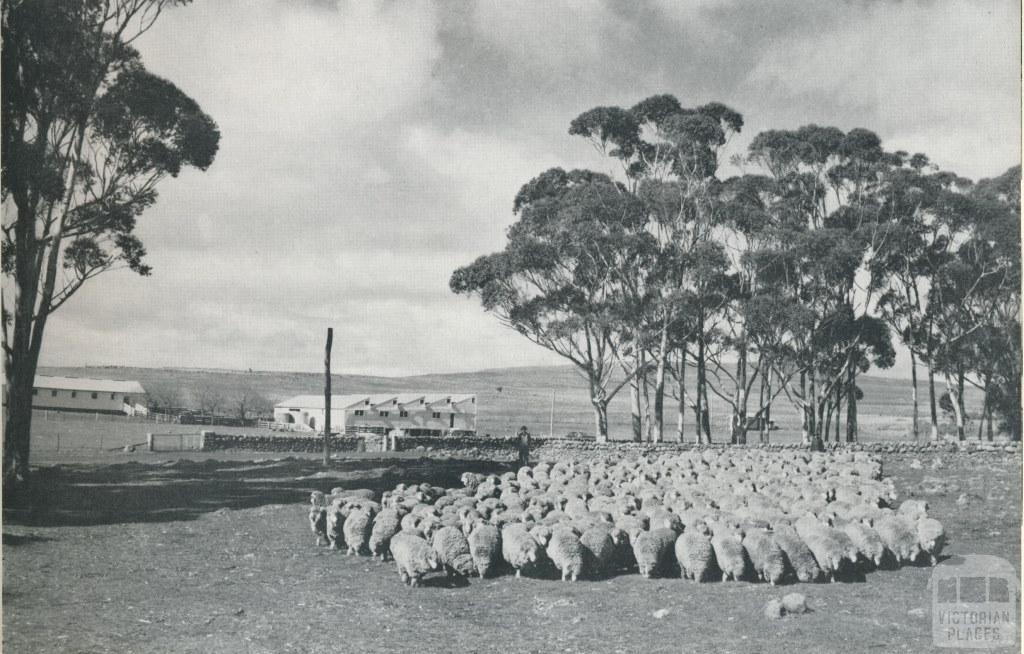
[31,386,143,413]
[273,406,476,432]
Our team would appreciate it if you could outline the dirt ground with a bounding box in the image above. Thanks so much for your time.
[3,452,1020,654]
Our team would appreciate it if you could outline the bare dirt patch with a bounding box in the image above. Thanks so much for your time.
[3,453,1020,653]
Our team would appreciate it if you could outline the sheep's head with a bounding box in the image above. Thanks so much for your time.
[310,491,326,507]
[427,549,441,571]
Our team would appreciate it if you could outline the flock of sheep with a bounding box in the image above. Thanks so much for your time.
[307,449,946,588]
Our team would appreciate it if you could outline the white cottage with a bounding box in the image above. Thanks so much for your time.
[273,392,477,435]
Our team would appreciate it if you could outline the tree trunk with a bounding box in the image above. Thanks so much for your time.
[696,336,707,444]
[629,360,643,443]
[592,399,609,443]
[809,372,824,450]
[800,371,810,446]
[956,364,966,441]
[732,341,748,445]
[652,326,668,443]
[846,365,857,443]
[823,403,833,444]
[928,364,939,441]
[761,362,772,444]
[676,349,687,443]
[909,350,920,441]
[641,351,652,442]
[977,384,987,441]
[834,382,841,443]
[945,371,965,441]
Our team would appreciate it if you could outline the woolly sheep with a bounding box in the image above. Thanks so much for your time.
[874,515,921,565]
[633,528,678,579]
[579,525,617,578]
[742,529,787,585]
[773,525,822,583]
[501,523,542,577]
[432,525,476,578]
[390,531,440,587]
[916,517,946,566]
[467,523,501,578]
[840,521,887,567]
[546,526,586,581]
[711,528,748,582]
[368,509,403,559]
[675,524,716,582]
[898,499,928,522]
[325,503,345,550]
[343,508,373,556]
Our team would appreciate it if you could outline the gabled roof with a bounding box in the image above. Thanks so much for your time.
[33,376,146,395]
[275,394,369,410]
[275,392,477,412]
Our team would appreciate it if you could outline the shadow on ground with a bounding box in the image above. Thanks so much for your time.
[3,456,509,528]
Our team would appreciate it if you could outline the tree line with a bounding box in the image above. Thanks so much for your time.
[451,95,1021,446]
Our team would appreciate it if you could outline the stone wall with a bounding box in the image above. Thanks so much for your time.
[197,430,1020,460]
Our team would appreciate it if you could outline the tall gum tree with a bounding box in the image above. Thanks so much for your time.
[2,0,220,486]
[450,168,652,441]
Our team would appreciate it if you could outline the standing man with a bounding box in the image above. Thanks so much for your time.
[516,425,531,468]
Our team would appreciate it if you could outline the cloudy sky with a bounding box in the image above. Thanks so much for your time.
[41,0,1020,376]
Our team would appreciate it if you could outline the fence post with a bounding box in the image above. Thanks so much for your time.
[147,432,153,452]
[200,430,212,451]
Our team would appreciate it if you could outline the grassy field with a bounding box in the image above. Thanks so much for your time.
[38,364,987,443]
[3,451,1019,653]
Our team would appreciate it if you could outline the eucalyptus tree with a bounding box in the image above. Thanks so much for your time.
[450,168,653,441]
[569,94,743,443]
[2,0,220,486]
[743,125,896,447]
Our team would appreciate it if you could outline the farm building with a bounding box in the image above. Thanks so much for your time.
[27,375,147,414]
[273,393,477,435]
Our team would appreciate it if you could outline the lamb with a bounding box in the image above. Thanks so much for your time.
[431,525,476,578]
[874,514,921,565]
[674,523,717,582]
[772,525,822,583]
[389,531,440,587]
[546,526,586,581]
[579,525,617,578]
[742,529,787,585]
[711,528,748,581]
[632,528,678,579]
[916,517,946,566]
[467,523,501,578]
[368,509,403,559]
[501,523,542,578]
[343,508,373,555]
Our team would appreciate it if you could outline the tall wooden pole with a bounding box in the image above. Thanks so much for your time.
[324,327,333,467]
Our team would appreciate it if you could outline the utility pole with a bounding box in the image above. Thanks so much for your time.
[323,327,333,467]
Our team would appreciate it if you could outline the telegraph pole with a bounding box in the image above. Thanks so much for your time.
[323,327,333,467]
[549,390,554,438]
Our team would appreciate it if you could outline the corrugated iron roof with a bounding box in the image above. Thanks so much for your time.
[33,375,146,394]
[276,392,476,411]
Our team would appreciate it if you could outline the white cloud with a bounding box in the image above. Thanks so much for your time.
[138,0,441,134]
[745,0,1020,178]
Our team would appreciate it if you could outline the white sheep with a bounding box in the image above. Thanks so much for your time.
[579,524,617,578]
[501,523,542,577]
[711,528,748,582]
[343,508,373,556]
[874,514,921,565]
[633,528,679,579]
[431,525,476,578]
[839,521,887,567]
[674,523,716,582]
[467,523,501,578]
[773,525,822,583]
[546,525,585,581]
[368,508,403,559]
[916,517,946,566]
[389,531,440,587]
[742,528,786,585]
